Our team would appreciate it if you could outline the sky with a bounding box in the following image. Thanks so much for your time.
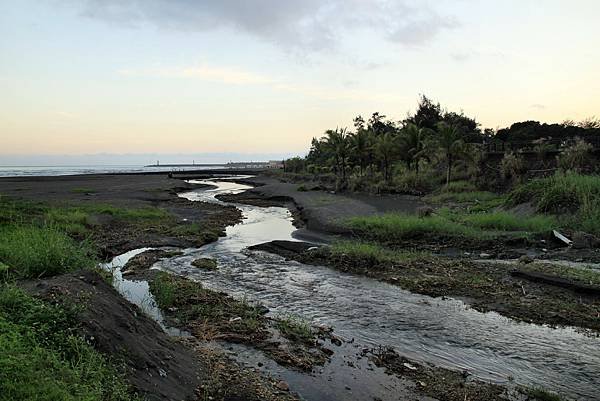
[1,0,599,164]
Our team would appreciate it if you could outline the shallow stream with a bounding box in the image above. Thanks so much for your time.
[106,177,600,400]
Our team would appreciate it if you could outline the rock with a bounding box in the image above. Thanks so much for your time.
[330,336,342,346]
[121,269,136,276]
[417,206,434,218]
[479,253,492,259]
[276,380,289,391]
[403,362,418,370]
[572,232,600,249]
[518,255,534,264]
[191,258,218,270]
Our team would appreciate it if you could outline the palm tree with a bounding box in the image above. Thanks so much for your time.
[324,128,350,182]
[349,129,371,176]
[373,132,397,182]
[399,123,430,178]
[436,122,468,186]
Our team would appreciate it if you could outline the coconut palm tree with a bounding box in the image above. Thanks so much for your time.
[349,129,372,176]
[373,132,397,182]
[436,122,469,186]
[399,123,430,178]
[324,128,350,182]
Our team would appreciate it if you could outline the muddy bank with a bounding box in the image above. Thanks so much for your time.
[0,173,242,259]
[226,175,423,234]
[21,270,301,401]
[21,270,202,401]
[252,240,600,332]
[232,175,600,263]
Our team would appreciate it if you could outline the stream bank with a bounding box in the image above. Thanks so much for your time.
[111,176,600,401]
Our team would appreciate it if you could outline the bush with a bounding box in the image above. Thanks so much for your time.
[500,152,526,183]
[0,225,95,278]
[557,137,593,172]
[507,172,600,234]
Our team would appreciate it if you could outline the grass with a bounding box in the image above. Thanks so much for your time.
[149,272,264,335]
[346,213,484,241]
[346,208,557,243]
[525,387,563,401]
[0,225,95,279]
[519,262,600,286]
[459,211,557,232]
[275,314,314,343]
[508,172,600,234]
[0,285,136,401]
[427,190,501,204]
[329,241,429,265]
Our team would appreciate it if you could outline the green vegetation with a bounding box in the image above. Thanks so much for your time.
[525,387,563,401]
[149,272,264,335]
[329,241,428,265]
[0,225,95,279]
[0,196,157,399]
[347,213,485,241]
[0,286,136,401]
[508,172,600,234]
[275,314,314,343]
[518,262,600,286]
[191,258,218,270]
[346,209,556,243]
[426,181,503,205]
[460,211,557,232]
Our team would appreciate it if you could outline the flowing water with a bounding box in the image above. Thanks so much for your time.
[106,177,600,400]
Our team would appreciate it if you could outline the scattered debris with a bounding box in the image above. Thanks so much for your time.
[553,230,573,246]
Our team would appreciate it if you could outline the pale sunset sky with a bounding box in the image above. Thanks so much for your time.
[1,0,599,164]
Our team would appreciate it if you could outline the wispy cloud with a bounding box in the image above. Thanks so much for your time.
[73,0,459,52]
[118,63,399,102]
[118,65,274,85]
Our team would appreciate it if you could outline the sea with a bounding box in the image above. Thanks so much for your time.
[0,165,227,177]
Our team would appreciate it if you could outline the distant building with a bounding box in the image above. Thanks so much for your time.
[268,160,284,168]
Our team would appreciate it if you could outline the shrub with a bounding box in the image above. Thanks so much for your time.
[500,152,526,183]
[557,137,593,172]
[507,172,600,234]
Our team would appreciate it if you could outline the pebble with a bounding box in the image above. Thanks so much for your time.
[276,380,289,391]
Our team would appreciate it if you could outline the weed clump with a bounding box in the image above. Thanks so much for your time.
[507,172,600,234]
[0,225,95,279]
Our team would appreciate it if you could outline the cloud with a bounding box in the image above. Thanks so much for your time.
[73,0,458,51]
[388,15,459,47]
[118,63,399,102]
[531,104,546,110]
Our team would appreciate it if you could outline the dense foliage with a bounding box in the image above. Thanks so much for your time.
[285,95,599,193]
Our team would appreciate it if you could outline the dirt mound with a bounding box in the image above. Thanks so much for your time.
[22,270,202,401]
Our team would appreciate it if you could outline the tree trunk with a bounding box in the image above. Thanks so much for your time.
[446,153,452,187]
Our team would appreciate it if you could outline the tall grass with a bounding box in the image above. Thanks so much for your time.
[0,225,95,278]
[508,172,600,234]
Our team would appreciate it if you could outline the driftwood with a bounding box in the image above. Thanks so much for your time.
[511,269,600,296]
